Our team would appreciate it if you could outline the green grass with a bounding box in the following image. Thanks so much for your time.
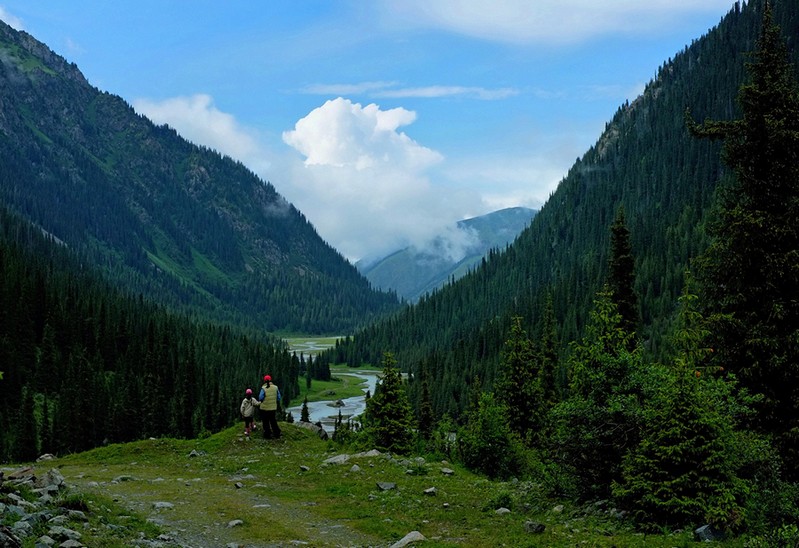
[297,366,375,403]
[7,425,745,547]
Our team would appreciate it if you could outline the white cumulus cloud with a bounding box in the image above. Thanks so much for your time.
[282,97,442,171]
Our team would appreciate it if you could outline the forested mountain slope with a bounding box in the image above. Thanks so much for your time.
[0,20,399,334]
[0,206,301,462]
[328,0,780,415]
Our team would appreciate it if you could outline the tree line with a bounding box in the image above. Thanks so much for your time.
[0,206,303,462]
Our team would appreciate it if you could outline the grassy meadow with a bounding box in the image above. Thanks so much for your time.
[0,423,732,547]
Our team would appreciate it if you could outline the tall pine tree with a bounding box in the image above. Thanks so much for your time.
[689,1,799,478]
[607,206,640,338]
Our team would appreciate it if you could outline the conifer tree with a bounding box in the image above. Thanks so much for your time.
[538,292,560,405]
[607,206,639,338]
[495,316,541,443]
[364,352,414,454]
[613,291,752,531]
[689,1,799,477]
[417,362,435,440]
[301,396,310,422]
[549,290,643,499]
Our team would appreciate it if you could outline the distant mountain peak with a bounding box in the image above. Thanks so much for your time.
[358,207,536,302]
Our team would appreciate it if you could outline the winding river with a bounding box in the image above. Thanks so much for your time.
[284,370,379,431]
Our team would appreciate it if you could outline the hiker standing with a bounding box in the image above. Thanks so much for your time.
[240,388,260,436]
[259,375,282,439]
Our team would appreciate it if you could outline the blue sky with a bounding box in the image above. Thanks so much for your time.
[1,1,735,262]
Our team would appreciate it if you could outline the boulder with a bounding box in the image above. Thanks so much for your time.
[296,421,329,441]
[389,531,426,548]
[694,524,724,542]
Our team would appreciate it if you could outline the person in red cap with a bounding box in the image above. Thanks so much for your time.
[239,388,260,437]
[258,375,282,439]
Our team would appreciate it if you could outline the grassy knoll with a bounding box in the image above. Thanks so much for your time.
[2,424,734,547]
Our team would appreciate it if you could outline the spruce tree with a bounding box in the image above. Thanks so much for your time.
[364,352,414,454]
[301,396,310,422]
[417,362,435,440]
[689,1,799,477]
[495,316,542,443]
[614,292,751,531]
[607,206,639,338]
[549,290,643,499]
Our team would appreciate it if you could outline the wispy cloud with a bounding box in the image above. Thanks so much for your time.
[133,94,270,173]
[301,81,518,101]
[379,0,731,45]
[375,85,518,100]
[0,6,24,30]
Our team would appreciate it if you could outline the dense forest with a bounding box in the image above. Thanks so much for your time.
[0,206,303,462]
[339,0,799,538]
[0,19,399,335]
[326,0,771,416]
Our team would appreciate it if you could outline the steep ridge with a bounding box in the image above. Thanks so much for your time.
[0,20,399,334]
[328,0,780,412]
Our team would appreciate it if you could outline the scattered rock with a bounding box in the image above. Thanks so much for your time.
[440,468,454,476]
[352,449,382,458]
[350,464,361,473]
[0,525,22,548]
[36,454,56,462]
[323,454,350,465]
[299,465,310,472]
[152,502,174,510]
[694,524,725,542]
[296,421,329,440]
[227,519,244,528]
[552,504,564,513]
[495,507,511,515]
[524,521,546,534]
[188,449,205,458]
[423,487,437,496]
[376,482,397,491]
[389,530,426,548]
[47,526,81,541]
[234,482,244,489]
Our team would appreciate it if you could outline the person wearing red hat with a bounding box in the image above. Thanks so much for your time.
[259,375,282,439]
[239,388,260,437]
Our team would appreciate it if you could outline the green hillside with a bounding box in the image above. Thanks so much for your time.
[0,20,399,335]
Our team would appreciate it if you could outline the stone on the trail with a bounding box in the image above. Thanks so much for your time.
[389,530,426,548]
[323,454,350,465]
[152,502,174,509]
[524,520,546,534]
[694,524,725,542]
